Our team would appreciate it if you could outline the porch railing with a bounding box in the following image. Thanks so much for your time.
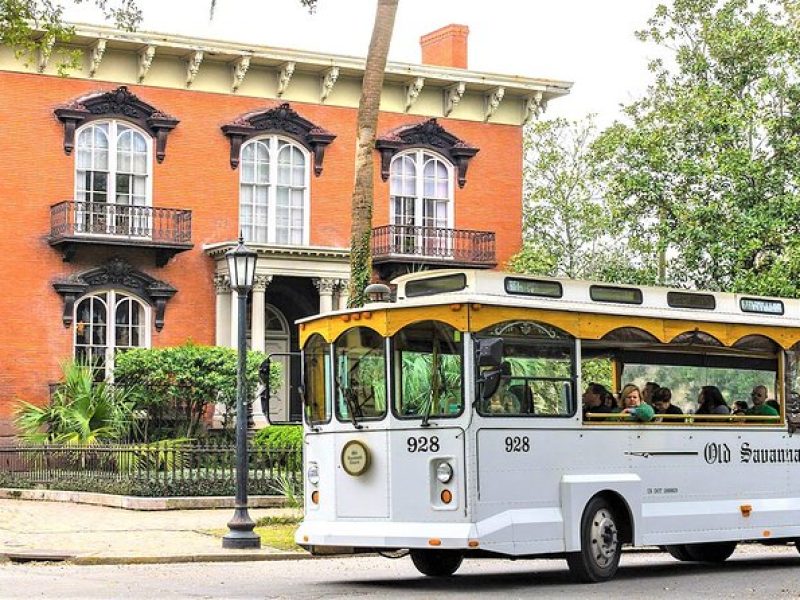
[372,224,496,266]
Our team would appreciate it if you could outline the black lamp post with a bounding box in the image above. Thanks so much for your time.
[223,235,261,550]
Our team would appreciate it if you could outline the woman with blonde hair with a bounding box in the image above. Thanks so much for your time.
[617,383,654,422]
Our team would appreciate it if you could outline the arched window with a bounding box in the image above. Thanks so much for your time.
[74,290,149,380]
[390,150,453,255]
[240,137,309,245]
[75,120,152,237]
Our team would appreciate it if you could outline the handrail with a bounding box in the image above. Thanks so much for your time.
[585,412,782,424]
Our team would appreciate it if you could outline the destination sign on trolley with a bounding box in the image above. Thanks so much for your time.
[740,297,784,315]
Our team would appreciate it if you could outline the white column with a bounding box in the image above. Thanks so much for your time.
[314,277,336,314]
[336,279,350,310]
[213,275,231,347]
[250,275,272,353]
[230,289,240,349]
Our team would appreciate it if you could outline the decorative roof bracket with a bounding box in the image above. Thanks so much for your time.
[232,55,251,93]
[88,39,107,78]
[37,35,55,73]
[277,61,296,97]
[405,77,425,113]
[523,91,546,124]
[138,45,156,83]
[185,50,203,87]
[320,66,339,103]
[443,82,465,117]
[484,86,505,122]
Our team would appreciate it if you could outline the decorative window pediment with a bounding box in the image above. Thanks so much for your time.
[221,103,336,174]
[375,119,479,188]
[53,258,177,331]
[54,86,179,163]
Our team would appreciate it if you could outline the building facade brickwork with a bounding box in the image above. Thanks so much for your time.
[0,24,570,438]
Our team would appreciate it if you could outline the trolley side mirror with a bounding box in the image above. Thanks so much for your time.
[477,338,504,368]
[481,370,502,400]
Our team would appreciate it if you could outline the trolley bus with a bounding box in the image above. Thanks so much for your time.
[290,269,800,582]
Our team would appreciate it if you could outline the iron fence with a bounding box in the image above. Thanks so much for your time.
[0,442,301,497]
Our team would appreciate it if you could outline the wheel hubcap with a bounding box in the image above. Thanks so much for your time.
[589,508,618,567]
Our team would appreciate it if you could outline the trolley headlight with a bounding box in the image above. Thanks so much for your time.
[307,462,320,486]
[436,462,453,484]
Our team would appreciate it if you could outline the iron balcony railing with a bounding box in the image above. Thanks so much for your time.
[372,224,496,266]
[50,201,192,245]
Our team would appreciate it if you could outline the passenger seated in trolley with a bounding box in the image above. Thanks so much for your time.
[652,387,682,416]
[582,383,612,420]
[747,385,779,417]
[616,383,655,422]
[696,385,730,416]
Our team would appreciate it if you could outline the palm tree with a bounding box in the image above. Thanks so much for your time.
[347,0,398,306]
[15,360,134,444]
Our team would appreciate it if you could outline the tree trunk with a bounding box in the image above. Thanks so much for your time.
[348,0,399,307]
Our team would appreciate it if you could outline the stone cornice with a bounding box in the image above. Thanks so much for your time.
[204,241,350,261]
[63,23,570,91]
[2,24,574,124]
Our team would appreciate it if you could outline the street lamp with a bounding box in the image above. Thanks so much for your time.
[223,235,261,550]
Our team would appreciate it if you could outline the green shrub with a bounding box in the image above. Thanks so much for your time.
[0,473,295,497]
[114,342,280,440]
[252,425,303,450]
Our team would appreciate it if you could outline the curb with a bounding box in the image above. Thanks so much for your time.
[0,488,288,510]
[69,552,316,565]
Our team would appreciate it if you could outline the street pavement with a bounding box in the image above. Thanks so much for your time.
[0,499,304,563]
[1,544,799,599]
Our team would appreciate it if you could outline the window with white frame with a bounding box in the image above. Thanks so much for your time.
[75,121,153,237]
[74,291,149,380]
[240,137,309,245]
[389,150,453,255]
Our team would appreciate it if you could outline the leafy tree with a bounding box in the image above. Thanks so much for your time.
[15,360,135,444]
[508,116,659,284]
[1,0,141,72]
[114,342,278,439]
[594,0,800,296]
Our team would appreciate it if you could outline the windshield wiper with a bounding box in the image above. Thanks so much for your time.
[335,376,363,429]
[420,390,434,427]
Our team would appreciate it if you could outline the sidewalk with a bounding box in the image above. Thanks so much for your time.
[0,498,310,565]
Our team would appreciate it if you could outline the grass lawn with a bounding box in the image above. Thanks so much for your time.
[207,515,303,552]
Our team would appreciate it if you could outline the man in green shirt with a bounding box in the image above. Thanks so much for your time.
[746,385,779,417]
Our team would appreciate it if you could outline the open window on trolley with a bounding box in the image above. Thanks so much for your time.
[581,327,783,423]
[475,320,577,418]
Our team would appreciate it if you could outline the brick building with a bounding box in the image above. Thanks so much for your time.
[0,23,571,440]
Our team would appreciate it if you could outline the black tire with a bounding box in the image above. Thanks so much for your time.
[683,541,737,563]
[409,549,464,577]
[566,496,622,583]
[665,544,693,562]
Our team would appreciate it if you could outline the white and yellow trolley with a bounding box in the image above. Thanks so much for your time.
[292,269,800,582]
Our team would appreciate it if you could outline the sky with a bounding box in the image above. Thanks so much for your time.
[64,0,667,126]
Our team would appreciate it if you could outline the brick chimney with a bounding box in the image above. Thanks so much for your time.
[420,24,469,69]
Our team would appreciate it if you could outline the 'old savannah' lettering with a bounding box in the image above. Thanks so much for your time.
[740,442,800,464]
